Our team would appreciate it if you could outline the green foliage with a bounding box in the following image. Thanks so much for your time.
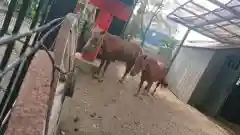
[137,0,165,47]
[30,5,36,18]
[78,0,83,3]
[125,0,178,48]
[161,36,178,49]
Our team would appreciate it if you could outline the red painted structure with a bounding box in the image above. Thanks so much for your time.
[75,3,81,12]
[81,0,132,61]
[89,0,131,30]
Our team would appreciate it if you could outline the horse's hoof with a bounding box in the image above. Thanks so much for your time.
[92,74,98,79]
[141,92,148,96]
[118,79,124,84]
[151,92,155,96]
[98,79,103,83]
[133,93,139,97]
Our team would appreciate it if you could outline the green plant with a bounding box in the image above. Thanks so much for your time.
[30,0,39,18]
[138,0,165,47]
[161,36,178,49]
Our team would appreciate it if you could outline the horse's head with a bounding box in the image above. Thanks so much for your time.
[161,78,168,88]
[88,31,106,46]
[130,54,148,76]
[82,31,106,53]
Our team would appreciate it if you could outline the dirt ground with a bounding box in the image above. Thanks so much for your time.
[59,61,232,135]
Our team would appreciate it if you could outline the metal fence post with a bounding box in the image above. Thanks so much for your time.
[0,0,31,72]
[0,0,18,37]
[167,29,190,72]
[120,0,139,38]
[0,0,64,132]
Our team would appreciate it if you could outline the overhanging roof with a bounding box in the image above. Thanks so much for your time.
[167,0,240,45]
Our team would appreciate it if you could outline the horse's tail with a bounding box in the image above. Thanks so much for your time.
[156,80,162,89]
[160,77,168,88]
[136,47,144,57]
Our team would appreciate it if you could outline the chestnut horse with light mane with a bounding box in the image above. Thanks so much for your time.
[130,54,168,96]
[85,31,143,83]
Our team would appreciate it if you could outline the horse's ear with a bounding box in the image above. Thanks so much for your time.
[162,79,168,88]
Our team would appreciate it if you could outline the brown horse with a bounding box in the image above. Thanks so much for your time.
[130,54,168,96]
[85,31,143,83]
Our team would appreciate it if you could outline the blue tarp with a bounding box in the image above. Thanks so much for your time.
[145,29,169,46]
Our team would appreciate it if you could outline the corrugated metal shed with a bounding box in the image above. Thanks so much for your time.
[166,0,240,118]
[167,46,215,103]
[167,44,240,116]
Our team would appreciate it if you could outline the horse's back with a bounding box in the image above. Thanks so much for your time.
[123,42,142,53]
[103,34,142,61]
[146,57,166,81]
[103,34,123,52]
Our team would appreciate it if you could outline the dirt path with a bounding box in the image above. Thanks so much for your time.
[59,62,231,135]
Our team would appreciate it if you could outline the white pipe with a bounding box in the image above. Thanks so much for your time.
[47,82,65,135]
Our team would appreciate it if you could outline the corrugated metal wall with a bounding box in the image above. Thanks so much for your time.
[168,46,240,116]
[195,49,240,116]
[167,46,215,103]
[188,49,236,108]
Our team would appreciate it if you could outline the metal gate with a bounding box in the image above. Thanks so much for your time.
[0,0,66,133]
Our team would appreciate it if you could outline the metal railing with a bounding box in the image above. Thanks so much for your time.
[0,0,65,133]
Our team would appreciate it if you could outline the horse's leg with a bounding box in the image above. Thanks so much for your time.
[134,74,144,97]
[119,61,134,83]
[102,60,111,77]
[92,59,105,79]
[98,60,111,82]
[151,80,161,96]
[142,81,153,96]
